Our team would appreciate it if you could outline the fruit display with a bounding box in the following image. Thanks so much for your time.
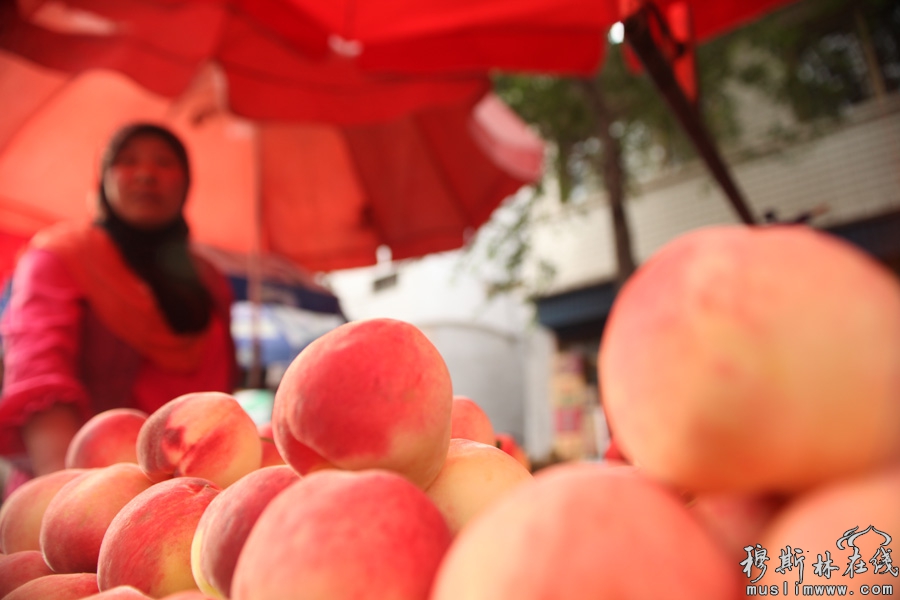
[0,224,898,599]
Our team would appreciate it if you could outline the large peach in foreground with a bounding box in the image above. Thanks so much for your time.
[600,225,900,493]
[0,468,87,553]
[425,438,533,535]
[137,392,262,489]
[231,469,452,600]
[191,465,300,599]
[754,466,900,592]
[431,462,738,600]
[449,396,495,445]
[65,408,148,469]
[40,463,155,573]
[0,550,54,597]
[98,477,220,598]
[4,573,99,600]
[273,318,453,489]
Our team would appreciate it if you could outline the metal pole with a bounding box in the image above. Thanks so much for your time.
[623,5,757,225]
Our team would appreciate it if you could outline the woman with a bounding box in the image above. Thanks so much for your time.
[0,123,237,495]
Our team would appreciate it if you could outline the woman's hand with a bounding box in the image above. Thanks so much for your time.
[22,403,82,476]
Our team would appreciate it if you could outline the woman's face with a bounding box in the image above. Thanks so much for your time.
[103,134,188,229]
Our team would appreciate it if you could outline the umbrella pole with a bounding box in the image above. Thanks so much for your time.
[248,127,264,390]
[622,5,757,225]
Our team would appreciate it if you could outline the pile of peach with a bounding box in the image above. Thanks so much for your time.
[1,223,898,600]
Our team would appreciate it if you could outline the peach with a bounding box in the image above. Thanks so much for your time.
[273,318,453,489]
[159,592,217,600]
[137,392,262,489]
[40,463,155,573]
[82,586,152,599]
[0,468,87,553]
[753,465,900,593]
[231,469,452,600]
[191,465,300,599]
[65,408,148,469]
[600,225,900,493]
[688,491,785,562]
[424,439,533,535]
[3,573,99,600]
[257,422,285,467]
[449,396,496,445]
[0,550,54,597]
[431,461,739,600]
[97,477,220,598]
[495,432,531,471]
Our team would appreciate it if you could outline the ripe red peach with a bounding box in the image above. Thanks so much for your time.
[137,392,262,489]
[431,461,739,600]
[273,318,453,489]
[0,550,54,597]
[231,469,452,600]
[449,396,496,445]
[495,432,531,471]
[257,422,285,467]
[688,491,785,562]
[425,438,533,535]
[40,463,155,573]
[755,465,900,592]
[600,225,900,493]
[191,465,300,599]
[97,477,220,598]
[0,468,87,553]
[65,408,148,469]
[3,573,99,600]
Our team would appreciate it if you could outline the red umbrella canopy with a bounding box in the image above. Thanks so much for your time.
[0,0,491,123]
[0,53,544,275]
[0,0,805,277]
[237,0,801,76]
[0,2,546,276]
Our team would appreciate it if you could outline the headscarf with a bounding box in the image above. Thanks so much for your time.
[96,123,213,334]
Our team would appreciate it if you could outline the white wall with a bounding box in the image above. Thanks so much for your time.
[529,96,900,294]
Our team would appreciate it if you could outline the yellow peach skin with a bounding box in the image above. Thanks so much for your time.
[495,432,532,471]
[191,465,300,599]
[425,438,533,535]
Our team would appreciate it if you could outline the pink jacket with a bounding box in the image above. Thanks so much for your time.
[0,246,237,459]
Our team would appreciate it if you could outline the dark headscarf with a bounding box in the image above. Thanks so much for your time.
[97,123,213,334]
